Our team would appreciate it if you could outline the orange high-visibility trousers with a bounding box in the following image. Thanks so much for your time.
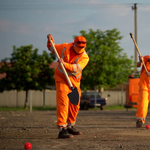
[136,89,150,123]
[56,80,81,127]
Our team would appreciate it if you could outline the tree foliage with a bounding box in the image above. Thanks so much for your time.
[0,45,55,107]
[74,28,134,91]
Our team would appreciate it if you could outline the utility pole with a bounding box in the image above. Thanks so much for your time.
[132,3,137,70]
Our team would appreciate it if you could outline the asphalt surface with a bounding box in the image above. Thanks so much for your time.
[1,109,150,150]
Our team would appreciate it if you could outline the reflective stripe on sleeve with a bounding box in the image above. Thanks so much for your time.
[73,64,77,73]
[48,47,54,52]
[72,64,81,73]
[75,57,80,63]
[76,64,82,71]
[57,65,82,79]
[61,47,66,59]
[76,73,82,79]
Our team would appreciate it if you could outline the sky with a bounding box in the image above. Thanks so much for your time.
[0,0,150,63]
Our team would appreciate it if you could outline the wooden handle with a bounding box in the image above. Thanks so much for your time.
[49,38,73,88]
[130,33,148,72]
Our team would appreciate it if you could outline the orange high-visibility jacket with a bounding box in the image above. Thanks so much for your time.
[139,55,150,90]
[47,41,89,88]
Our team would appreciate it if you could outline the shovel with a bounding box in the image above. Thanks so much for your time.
[130,33,148,73]
[49,38,79,105]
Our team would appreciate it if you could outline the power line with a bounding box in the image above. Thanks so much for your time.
[0,3,150,11]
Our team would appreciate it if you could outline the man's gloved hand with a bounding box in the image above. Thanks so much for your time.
[58,58,65,65]
[47,34,55,50]
[139,56,144,62]
[47,34,53,40]
[146,72,150,77]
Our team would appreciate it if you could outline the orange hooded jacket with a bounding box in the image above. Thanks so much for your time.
[139,55,150,90]
[47,41,89,89]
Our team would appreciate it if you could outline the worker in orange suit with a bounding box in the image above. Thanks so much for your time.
[47,34,89,138]
[136,55,150,128]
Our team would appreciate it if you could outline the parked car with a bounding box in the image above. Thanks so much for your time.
[80,92,107,110]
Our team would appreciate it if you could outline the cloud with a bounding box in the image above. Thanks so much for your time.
[105,4,131,17]
[71,0,104,5]
[0,20,13,32]
[0,20,32,34]
[139,6,150,12]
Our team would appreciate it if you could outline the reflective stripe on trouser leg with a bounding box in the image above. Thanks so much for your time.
[67,87,81,125]
[135,117,145,121]
[136,89,149,123]
[56,80,71,127]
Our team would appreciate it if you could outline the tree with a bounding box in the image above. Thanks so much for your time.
[0,45,55,108]
[74,28,134,91]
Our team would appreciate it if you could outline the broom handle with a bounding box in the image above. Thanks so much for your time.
[49,38,73,88]
[130,33,148,72]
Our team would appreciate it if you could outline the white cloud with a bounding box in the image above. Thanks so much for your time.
[139,6,150,12]
[106,4,131,17]
[0,20,13,32]
[0,20,32,34]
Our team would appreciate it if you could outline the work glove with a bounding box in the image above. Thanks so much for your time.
[146,72,150,77]
[47,34,54,40]
[47,34,55,51]
[139,56,144,62]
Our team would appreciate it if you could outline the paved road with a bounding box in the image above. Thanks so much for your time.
[0,109,150,150]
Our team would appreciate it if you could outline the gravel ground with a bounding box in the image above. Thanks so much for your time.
[0,109,150,150]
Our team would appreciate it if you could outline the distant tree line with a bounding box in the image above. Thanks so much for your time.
[0,28,134,108]
[74,28,134,91]
[0,45,56,108]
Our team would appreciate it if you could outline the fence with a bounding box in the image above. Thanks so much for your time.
[0,90,126,107]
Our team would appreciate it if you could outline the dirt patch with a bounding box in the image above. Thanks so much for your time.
[0,109,150,150]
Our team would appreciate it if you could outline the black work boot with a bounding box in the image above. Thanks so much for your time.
[58,127,74,138]
[67,126,82,135]
[136,120,143,128]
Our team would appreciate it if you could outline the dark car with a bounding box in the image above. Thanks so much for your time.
[80,92,107,110]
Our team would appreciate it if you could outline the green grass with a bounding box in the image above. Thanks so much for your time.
[0,105,136,111]
[104,105,126,110]
[86,105,126,110]
[104,105,136,110]
[33,106,56,111]
[0,107,26,111]
[87,105,136,110]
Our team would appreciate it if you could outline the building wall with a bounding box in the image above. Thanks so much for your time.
[101,91,126,106]
[0,90,126,107]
